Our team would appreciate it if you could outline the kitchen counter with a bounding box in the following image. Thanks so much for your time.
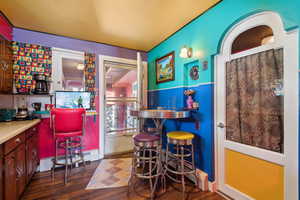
[0,119,41,144]
[32,110,98,118]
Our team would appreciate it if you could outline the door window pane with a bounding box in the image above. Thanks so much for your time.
[105,102,138,135]
[226,49,284,153]
[105,66,137,98]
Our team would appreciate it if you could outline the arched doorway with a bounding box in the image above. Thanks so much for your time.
[215,11,298,200]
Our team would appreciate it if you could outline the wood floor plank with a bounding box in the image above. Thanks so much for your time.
[21,159,225,200]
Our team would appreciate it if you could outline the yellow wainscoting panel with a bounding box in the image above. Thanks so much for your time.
[225,149,284,200]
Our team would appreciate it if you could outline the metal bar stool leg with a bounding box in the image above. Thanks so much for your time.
[191,143,199,188]
[80,138,86,166]
[64,139,69,184]
[151,144,163,198]
[180,146,186,200]
[52,138,58,180]
[176,144,180,180]
[69,144,73,174]
[149,148,154,200]
[157,146,167,193]
[162,142,169,187]
[142,147,146,173]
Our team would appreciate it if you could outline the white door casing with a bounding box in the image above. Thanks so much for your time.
[51,48,84,93]
[98,54,147,159]
[214,11,299,200]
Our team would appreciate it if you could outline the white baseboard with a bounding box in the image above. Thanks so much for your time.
[209,181,217,192]
[39,149,101,172]
[216,191,234,200]
[196,169,209,191]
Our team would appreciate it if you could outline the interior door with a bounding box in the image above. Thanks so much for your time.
[216,46,286,200]
[104,60,138,155]
[137,52,147,131]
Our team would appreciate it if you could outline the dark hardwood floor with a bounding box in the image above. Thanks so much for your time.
[21,155,225,200]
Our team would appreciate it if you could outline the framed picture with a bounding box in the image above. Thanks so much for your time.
[156,51,175,83]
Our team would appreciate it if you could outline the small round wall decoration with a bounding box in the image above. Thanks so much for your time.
[189,65,199,80]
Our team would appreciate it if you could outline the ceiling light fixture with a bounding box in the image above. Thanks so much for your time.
[77,64,85,70]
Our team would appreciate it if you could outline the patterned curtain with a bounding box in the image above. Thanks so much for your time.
[84,53,96,110]
[226,49,283,153]
[12,42,52,94]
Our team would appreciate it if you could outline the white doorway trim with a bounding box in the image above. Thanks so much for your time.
[214,11,299,200]
[98,55,147,159]
[51,47,85,93]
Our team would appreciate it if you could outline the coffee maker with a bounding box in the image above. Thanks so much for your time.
[33,74,49,94]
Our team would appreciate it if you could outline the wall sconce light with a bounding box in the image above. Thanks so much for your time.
[179,46,193,58]
[193,50,204,59]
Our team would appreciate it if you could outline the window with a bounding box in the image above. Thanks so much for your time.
[231,25,274,54]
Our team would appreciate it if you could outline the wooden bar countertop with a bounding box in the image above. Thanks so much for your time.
[0,119,40,144]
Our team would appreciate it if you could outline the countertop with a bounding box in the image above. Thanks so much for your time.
[32,110,98,117]
[0,119,41,144]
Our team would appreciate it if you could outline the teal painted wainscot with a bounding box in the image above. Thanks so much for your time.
[147,0,300,185]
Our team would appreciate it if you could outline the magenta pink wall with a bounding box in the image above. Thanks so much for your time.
[38,116,98,159]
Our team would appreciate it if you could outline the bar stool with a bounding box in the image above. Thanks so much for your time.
[128,132,162,200]
[50,108,86,184]
[165,131,199,199]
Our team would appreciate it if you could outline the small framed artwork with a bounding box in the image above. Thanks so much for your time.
[156,51,175,84]
[190,65,199,80]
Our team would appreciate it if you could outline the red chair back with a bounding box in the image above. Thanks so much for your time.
[51,108,86,134]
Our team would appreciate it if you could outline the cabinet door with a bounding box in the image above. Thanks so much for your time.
[26,137,33,184]
[4,151,17,200]
[0,145,3,200]
[32,135,39,173]
[0,37,12,94]
[2,60,13,93]
[15,144,26,197]
[0,37,4,92]
[26,131,39,183]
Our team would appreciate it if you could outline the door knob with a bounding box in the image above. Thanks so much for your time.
[217,122,225,128]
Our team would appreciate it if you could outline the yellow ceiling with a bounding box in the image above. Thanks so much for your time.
[0,0,221,51]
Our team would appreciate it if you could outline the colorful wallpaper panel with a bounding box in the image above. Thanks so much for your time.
[12,41,52,93]
[84,53,96,110]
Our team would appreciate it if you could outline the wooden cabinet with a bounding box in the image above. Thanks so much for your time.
[16,144,26,197]
[1,124,39,200]
[0,145,3,200]
[4,150,17,200]
[0,36,13,94]
[26,127,39,183]
[4,144,26,200]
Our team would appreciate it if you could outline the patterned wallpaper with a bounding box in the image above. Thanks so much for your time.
[12,41,52,93]
[12,42,97,110]
[84,53,96,110]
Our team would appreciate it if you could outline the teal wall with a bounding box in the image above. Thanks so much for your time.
[148,0,300,90]
[147,0,300,183]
